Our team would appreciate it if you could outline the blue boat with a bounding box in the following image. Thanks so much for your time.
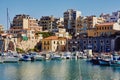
[99,54,111,66]
[99,59,110,66]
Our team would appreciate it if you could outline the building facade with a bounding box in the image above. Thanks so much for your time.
[87,22,120,37]
[64,9,81,35]
[11,14,41,30]
[55,28,70,38]
[42,36,66,52]
[106,11,120,23]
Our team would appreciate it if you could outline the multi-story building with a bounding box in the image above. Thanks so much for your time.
[100,13,110,20]
[68,35,120,52]
[87,22,120,37]
[9,14,42,38]
[0,25,4,34]
[39,16,56,31]
[42,36,66,52]
[11,14,41,30]
[83,15,105,28]
[79,37,112,52]
[64,9,81,35]
[3,14,43,51]
[68,39,80,52]
[76,16,105,36]
[106,11,120,23]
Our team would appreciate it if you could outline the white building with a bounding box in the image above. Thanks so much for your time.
[106,11,120,23]
[64,9,81,35]
[55,28,70,38]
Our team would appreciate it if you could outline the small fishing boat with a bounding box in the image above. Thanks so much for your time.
[64,52,72,59]
[34,54,45,61]
[99,54,111,66]
[19,54,31,61]
[51,54,61,60]
[110,53,120,66]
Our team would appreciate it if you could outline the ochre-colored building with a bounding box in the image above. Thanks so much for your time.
[42,36,66,52]
[87,22,120,37]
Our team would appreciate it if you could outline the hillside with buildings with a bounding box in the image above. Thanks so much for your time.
[0,9,120,53]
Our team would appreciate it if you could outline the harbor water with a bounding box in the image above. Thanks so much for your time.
[0,60,120,80]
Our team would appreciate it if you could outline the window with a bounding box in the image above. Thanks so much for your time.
[84,46,86,49]
[54,41,56,44]
[89,40,91,44]
[61,41,62,44]
[110,26,112,30]
[94,40,96,43]
[106,40,109,44]
[48,47,49,50]
[84,41,86,43]
[100,40,103,44]
[47,41,49,45]
[102,27,104,30]
[44,41,46,45]
[44,47,46,50]
[105,27,106,30]
[94,46,96,49]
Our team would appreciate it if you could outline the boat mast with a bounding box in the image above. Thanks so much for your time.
[6,8,9,52]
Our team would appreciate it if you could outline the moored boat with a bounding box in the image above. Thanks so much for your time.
[90,57,100,65]
[64,52,72,59]
[3,56,19,63]
[51,54,62,60]
[3,52,19,63]
[34,54,45,61]
[99,54,111,66]
[109,53,120,66]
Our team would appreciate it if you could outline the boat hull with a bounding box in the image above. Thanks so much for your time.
[99,59,110,66]
[3,57,19,63]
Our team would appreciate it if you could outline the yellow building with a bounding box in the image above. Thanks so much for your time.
[87,22,120,37]
[42,36,66,52]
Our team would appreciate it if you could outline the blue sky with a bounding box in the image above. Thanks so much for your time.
[0,0,120,29]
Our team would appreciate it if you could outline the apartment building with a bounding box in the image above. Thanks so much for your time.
[87,22,120,37]
[64,9,81,35]
[106,11,120,23]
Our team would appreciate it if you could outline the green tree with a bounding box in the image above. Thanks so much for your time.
[36,32,54,38]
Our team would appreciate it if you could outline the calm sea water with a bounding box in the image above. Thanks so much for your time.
[0,60,120,80]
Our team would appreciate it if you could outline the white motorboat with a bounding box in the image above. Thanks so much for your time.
[3,56,19,63]
[3,52,19,63]
[34,54,45,61]
[51,54,62,60]
[64,52,72,59]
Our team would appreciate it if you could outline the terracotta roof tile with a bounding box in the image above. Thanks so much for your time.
[44,36,58,40]
[43,36,66,40]
[96,22,114,26]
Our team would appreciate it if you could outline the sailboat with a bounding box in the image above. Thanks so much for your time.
[3,8,19,63]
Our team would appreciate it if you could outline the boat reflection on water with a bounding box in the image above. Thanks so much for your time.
[0,60,120,80]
